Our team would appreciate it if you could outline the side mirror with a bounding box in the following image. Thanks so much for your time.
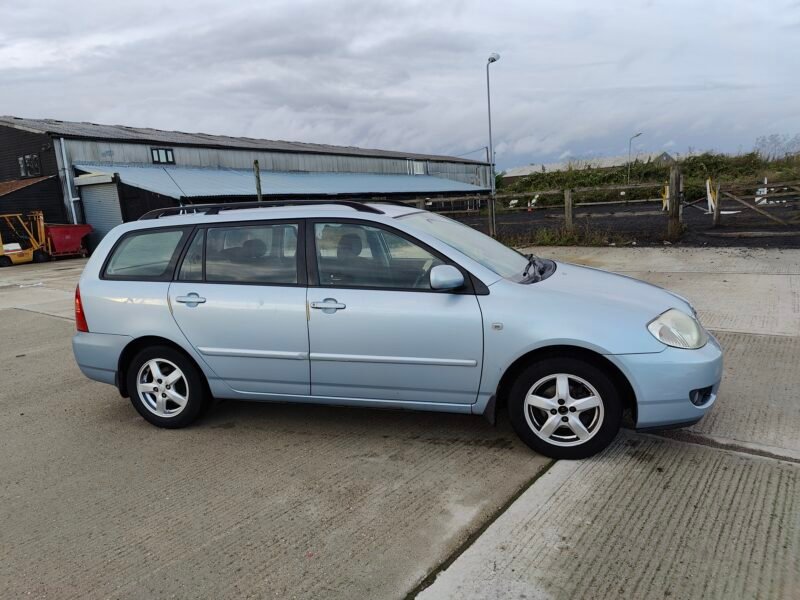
[430,264,465,291]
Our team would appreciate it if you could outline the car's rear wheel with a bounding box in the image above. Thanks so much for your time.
[126,345,208,428]
[0,256,11,267]
[508,356,622,459]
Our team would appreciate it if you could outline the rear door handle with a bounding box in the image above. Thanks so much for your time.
[175,293,206,306]
[310,298,346,312]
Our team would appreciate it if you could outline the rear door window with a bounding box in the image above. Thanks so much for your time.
[177,229,204,281]
[203,223,300,284]
[104,228,188,280]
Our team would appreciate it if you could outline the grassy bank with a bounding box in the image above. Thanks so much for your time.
[500,222,635,247]
[500,152,800,206]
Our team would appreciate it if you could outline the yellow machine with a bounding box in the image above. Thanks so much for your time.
[0,211,49,267]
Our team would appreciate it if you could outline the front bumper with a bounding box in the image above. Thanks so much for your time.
[611,334,723,429]
[72,331,132,386]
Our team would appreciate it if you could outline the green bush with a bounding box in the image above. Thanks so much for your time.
[503,152,800,205]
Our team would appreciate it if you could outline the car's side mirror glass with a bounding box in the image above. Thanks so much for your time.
[429,264,464,291]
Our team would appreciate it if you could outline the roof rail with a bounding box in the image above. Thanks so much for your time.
[138,199,386,220]
[362,198,418,209]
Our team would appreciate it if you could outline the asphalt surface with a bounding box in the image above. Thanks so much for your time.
[2,247,799,599]
[458,199,800,247]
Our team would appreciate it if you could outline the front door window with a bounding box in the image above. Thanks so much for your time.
[314,222,443,289]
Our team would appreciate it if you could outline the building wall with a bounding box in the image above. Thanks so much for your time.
[427,161,487,187]
[117,182,177,221]
[0,177,66,221]
[62,140,490,187]
[0,177,68,242]
[0,125,59,182]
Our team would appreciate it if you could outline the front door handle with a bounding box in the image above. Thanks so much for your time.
[310,298,346,312]
[175,293,206,306]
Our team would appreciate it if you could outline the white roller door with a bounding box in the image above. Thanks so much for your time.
[79,183,123,250]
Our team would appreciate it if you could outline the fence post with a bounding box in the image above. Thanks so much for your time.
[712,182,722,227]
[253,160,262,202]
[564,188,574,233]
[667,165,681,239]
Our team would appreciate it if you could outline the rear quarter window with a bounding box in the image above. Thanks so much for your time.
[104,228,188,280]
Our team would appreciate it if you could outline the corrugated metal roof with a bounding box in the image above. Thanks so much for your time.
[0,176,54,198]
[0,116,486,165]
[74,164,485,199]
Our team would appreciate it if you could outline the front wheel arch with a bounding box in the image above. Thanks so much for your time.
[118,336,210,399]
[492,345,637,425]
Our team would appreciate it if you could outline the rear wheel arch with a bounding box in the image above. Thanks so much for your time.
[492,345,637,424]
[118,336,209,398]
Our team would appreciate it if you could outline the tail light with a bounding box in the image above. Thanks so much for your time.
[75,285,89,332]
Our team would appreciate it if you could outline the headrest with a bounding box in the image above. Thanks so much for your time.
[337,234,362,258]
[242,238,267,259]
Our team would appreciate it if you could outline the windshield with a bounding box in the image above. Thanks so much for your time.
[399,212,528,278]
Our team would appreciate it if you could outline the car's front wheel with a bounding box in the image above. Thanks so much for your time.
[508,356,622,459]
[126,345,208,428]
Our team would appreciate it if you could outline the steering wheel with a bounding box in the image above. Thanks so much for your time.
[413,259,434,289]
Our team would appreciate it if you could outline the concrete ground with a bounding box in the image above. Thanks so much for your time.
[418,434,799,600]
[420,246,800,599]
[0,261,549,599]
[1,246,798,599]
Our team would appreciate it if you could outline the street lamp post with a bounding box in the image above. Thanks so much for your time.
[627,131,643,185]
[486,52,500,236]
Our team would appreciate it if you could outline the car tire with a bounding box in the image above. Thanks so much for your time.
[508,356,622,459]
[126,345,208,429]
[0,256,11,267]
[32,249,51,263]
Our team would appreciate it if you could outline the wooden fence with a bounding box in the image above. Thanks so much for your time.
[399,167,799,240]
[709,180,800,229]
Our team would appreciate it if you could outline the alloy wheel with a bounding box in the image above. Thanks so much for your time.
[136,358,189,418]
[524,373,605,447]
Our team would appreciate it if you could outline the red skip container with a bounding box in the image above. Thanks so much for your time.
[46,224,93,257]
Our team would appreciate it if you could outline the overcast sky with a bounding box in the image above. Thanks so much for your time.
[1,0,798,168]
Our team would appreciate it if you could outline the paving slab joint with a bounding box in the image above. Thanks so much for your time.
[644,430,800,464]
[405,459,556,599]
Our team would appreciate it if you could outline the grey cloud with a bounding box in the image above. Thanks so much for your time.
[0,0,797,168]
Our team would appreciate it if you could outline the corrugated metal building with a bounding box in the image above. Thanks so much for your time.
[0,116,490,246]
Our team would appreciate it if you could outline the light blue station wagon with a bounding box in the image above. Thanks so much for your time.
[72,201,722,459]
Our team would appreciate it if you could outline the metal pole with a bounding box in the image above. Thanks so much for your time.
[486,59,497,237]
[254,159,262,202]
[627,138,633,186]
[627,132,642,186]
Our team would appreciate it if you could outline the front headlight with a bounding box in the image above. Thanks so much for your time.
[647,309,708,349]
